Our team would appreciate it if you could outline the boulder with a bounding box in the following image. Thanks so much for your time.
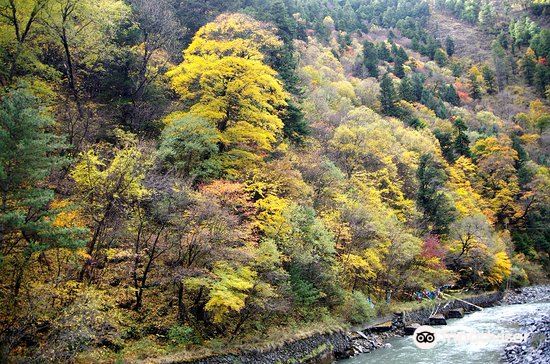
[404,323,421,335]
[368,320,393,333]
[429,314,447,325]
[446,308,465,319]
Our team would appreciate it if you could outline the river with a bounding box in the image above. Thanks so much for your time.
[339,301,550,364]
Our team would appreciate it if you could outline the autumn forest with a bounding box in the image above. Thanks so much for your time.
[0,0,549,362]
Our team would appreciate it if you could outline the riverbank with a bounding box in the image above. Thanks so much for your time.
[501,285,550,305]
[153,291,505,363]
[503,313,549,364]
[153,287,550,364]
[502,286,550,364]
[347,286,550,363]
[344,291,505,357]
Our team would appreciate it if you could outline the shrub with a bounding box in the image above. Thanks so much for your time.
[342,291,375,324]
[120,337,167,361]
[167,325,201,346]
[509,266,529,288]
[512,254,548,285]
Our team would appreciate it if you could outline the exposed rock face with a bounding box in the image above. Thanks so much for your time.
[503,314,550,364]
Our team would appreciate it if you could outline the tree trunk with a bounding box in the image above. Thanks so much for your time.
[177,282,189,324]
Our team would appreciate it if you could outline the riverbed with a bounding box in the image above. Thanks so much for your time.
[340,301,550,364]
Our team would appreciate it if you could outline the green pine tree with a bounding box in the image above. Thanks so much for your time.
[534,63,550,96]
[377,42,392,61]
[434,48,448,67]
[0,86,86,299]
[478,3,495,32]
[362,40,379,77]
[445,36,455,57]
[440,84,460,106]
[521,48,537,86]
[434,130,455,162]
[399,77,415,102]
[393,55,406,78]
[268,0,299,93]
[416,154,456,234]
[282,101,310,142]
[481,65,497,95]
[411,73,426,102]
[453,117,472,158]
[491,41,511,90]
[380,73,399,116]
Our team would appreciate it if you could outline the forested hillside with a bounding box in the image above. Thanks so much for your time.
[1,0,549,362]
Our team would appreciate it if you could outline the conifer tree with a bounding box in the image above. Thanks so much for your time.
[397,46,408,61]
[399,77,415,102]
[453,117,472,158]
[478,2,495,32]
[534,63,550,96]
[377,42,392,61]
[268,0,299,92]
[0,87,85,298]
[380,73,399,116]
[362,40,379,77]
[445,36,455,57]
[412,73,426,102]
[521,48,537,86]
[393,55,406,78]
[468,66,483,99]
[491,41,511,90]
[417,154,456,234]
[482,65,497,95]
[440,84,460,106]
[434,48,448,67]
[435,130,455,162]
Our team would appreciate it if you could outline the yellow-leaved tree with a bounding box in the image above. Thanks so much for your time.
[471,136,521,225]
[340,249,382,291]
[191,262,257,323]
[186,261,275,329]
[448,156,490,219]
[184,13,282,61]
[167,13,288,176]
[487,251,512,287]
[71,130,150,280]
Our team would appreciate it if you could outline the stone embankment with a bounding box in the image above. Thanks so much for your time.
[167,330,350,364]
[169,291,505,363]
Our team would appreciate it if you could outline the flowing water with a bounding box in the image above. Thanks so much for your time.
[339,302,550,364]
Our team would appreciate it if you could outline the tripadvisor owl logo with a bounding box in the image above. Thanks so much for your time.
[413,325,437,349]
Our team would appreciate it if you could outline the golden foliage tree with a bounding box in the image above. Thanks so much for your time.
[70,130,150,280]
[167,14,288,175]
